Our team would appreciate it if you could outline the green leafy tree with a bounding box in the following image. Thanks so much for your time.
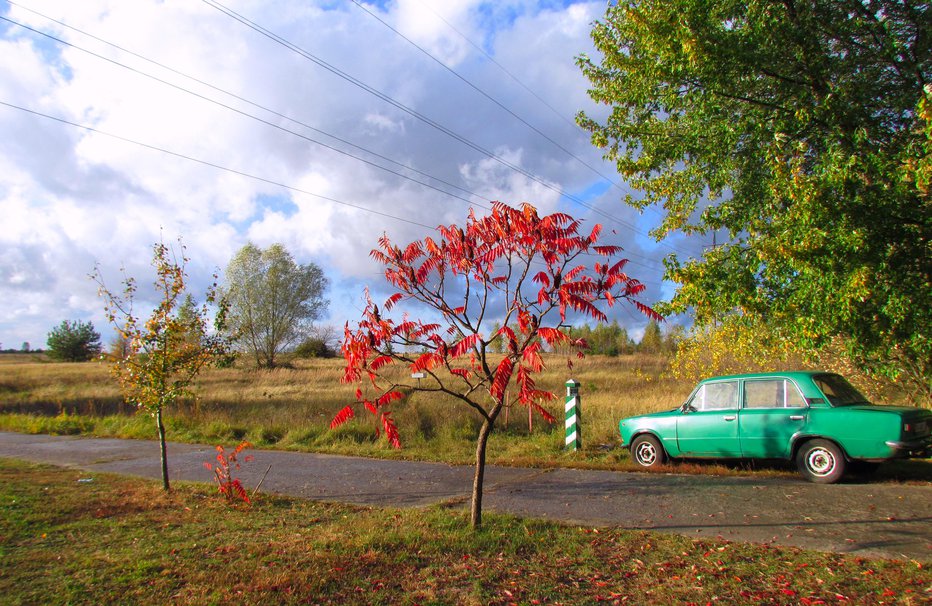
[222,243,329,369]
[94,238,228,490]
[46,320,101,362]
[578,0,931,402]
[638,320,664,354]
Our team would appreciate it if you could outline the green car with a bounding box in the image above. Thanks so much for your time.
[619,372,932,483]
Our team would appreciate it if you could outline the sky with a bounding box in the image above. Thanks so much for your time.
[0,0,700,351]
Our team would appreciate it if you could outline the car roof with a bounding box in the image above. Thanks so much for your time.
[698,371,831,382]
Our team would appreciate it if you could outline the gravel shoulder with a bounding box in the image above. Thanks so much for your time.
[1,431,929,561]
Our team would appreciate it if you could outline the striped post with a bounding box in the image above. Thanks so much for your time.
[565,379,581,451]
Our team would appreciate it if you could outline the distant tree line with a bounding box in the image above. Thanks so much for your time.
[487,319,683,356]
[39,242,331,368]
[0,344,43,354]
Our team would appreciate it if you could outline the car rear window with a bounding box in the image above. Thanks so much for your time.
[743,379,807,408]
[812,374,870,406]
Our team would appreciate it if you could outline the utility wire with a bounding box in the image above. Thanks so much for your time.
[199,0,690,257]
[349,0,628,196]
[0,100,437,229]
[2,7,668,271]
[409,0,669,221]
[2,4,673,269]
[1,100,665,274]
[412,0,582,134]
[0,13,487,211]
[4,1,490,207]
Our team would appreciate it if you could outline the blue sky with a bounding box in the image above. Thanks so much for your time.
[0,0,698,350]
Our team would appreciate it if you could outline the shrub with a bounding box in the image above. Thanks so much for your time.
[293,337,335,359]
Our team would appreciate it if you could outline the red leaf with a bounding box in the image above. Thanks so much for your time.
[593,245,620,256]
[588,223,603,243]
[450,334,480,358]
[497,324,517,343]
[383,292,404,310]
[381,411,402,449]
[522,342,544,372]
[490,357,514,401]
[377,390,404,407]
[330,405,355,429]
[370,355,394,371]
[634,300,663,322]
[411,352,444,372]
[531,401,556,424]
[537,326,568,346]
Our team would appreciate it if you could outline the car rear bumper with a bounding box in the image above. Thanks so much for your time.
[885,435,932,458]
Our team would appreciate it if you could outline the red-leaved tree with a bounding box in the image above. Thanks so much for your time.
[333,202,661,528]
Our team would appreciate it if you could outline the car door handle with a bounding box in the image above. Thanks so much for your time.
[723,415,737,421]
[789,415,805,421]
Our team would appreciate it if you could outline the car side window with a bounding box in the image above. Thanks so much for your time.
[689,381,738,411]
[743,379,807,408]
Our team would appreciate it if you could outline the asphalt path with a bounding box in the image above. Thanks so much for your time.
[1,431,929,561]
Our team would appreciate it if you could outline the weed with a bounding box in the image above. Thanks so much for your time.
[203,441,253,504]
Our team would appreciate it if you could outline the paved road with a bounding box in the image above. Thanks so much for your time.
[1,431,929,561]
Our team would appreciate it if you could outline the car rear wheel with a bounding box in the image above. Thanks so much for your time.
[796,439,846,484]
[631,434,666,469]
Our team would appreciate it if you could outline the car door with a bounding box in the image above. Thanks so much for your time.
[738,378,809,459]
[676,380,742,457]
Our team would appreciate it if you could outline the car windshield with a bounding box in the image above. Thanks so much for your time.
[813,374,871,406]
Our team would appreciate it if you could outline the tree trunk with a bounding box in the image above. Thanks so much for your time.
[470,417,495,529]
[156,406,170,491]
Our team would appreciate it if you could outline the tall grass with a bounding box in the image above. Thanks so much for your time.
[0,353,689,466]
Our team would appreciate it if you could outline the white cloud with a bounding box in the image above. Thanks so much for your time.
[0,0,693,348]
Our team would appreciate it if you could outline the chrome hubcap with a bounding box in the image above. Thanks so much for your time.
[635,442,656,466]
[806,448,835,476]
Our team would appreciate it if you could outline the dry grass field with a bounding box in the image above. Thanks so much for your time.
[0,352,689,466]
[0,352,924,478]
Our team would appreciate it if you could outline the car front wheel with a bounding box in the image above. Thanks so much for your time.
[631,434,666,469]
[796,439,846,484]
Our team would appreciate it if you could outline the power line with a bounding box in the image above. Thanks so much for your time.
[4,1,492,208]
[0,99,437,229]
[198,0,690,257]
[1,99,666,274]
[1,3,674,270]
[407,0,670,222]
[349,0,627,195]
[1,7,669,271]
[412,0,583,134]
[0,13,487,211]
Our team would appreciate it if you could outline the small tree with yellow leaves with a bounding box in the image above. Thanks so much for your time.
[94,238,228,490]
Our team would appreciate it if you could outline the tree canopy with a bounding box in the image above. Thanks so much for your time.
[334,202,660,527]
[46,319,101,362]
[222,243,329,368]
[578,0,931,399]
[95,239,228,490]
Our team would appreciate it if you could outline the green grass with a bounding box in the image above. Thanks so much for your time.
[0,458,928,605]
